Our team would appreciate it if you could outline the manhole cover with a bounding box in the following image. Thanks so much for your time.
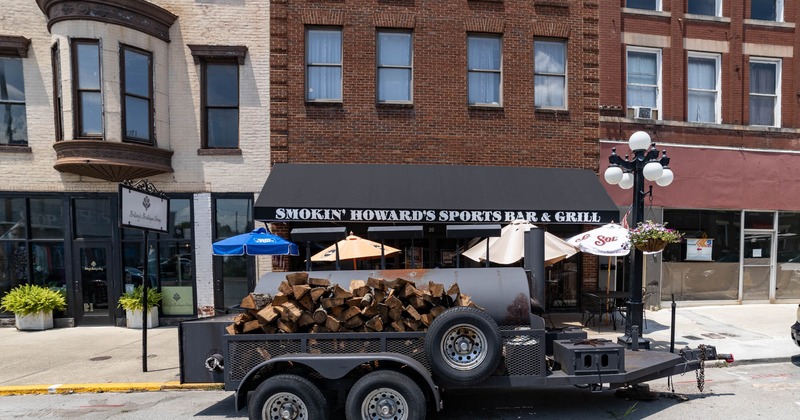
[89,356,112,361]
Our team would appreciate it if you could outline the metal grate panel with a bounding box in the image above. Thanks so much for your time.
[503,333,544,377]
[312,338,381,354]
[227,340,302,382]
[387,337,429,370]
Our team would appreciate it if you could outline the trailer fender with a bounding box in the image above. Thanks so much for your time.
[234,352,441,411]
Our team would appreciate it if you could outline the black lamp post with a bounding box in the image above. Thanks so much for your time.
[603,131,674,349]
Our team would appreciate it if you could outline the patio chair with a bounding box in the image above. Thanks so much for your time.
[616,291,652,330]
[581,293,616,330]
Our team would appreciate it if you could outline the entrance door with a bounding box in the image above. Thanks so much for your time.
[74,242,115,325]
[741,232,774,301]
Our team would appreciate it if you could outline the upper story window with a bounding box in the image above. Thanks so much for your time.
[72,40,103,138]
[534,39,567,109]
[687,53,720,124]
[752,0,783,22]
[467,34,502,106]
[626,47,661,119]
[0,56,27,145]
[377,30,412,104]
[121,45,153,144]
[204,62,239,148]
[749,58,781,127]
[306,27,342,102]
[626,0,659,10]
[688,0,721,16]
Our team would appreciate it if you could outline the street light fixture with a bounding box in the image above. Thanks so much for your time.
[603,131,673,349]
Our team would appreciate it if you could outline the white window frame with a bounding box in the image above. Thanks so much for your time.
[534,38,567,110]
[467,33,502,106]
[376,30,413,104]
[626,46,662,119]
[687,52,721,124]
[626,0,661,11]
[749,57,781,127]
[305,27,343,102]
[687,0,722,17]
[751,0,783,22]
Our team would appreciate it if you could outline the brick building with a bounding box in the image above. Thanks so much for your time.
[0,0,272,326]
[263,0,618,312]
[600,1,800,306]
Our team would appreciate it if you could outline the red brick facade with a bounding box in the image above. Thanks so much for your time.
[270,0,601,170]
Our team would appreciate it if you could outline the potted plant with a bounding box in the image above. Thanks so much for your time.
[629,220,683,254]
[0,284,67,331]
[118,285,162,329]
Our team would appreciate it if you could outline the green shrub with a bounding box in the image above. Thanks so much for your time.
[0,284,67,316]
[118,286,162,311]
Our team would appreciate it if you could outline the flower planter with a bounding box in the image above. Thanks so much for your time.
[125,307,159,329]
[634,239,668,254]
[16,311,54,331]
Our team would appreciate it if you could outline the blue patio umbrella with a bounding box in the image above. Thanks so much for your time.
[212,227,299,256]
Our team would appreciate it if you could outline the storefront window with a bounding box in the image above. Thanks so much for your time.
[776,212,800,299]
[662,210,741,300]
[29,198,63,239]
[0,197,26,239]
[169,199,192,240]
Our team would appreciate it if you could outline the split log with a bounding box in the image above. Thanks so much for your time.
[240,293,272,310]
[404,305,421,321]
[297,293,314,311]
[391,320,405,332]
[349,280,367,293]
[276,319,297,333]
[313,306,328,324]
[225,324,237,335]
[325,315,341,332]
[260,324,277,334]
[403,318,421,331]
[292,284,311,299]
[281,302,303,322]
[298,311,315,328]
[341,306,363,321]
[361,304,379,318]
[278,281,294,296]
[446,283,460,296]
[365,315,384,331]
[367,277,387,290]
[256,306,280,324]
[308,277,331,287]
[388,305,404,321]
[242,319,262,333]
[272,293,290,307]
[343,315,365,329]
[309,287,327,302]
[360,293,374,307]
[420,313,434,327]
[286,272,309,286]
[321,297,346,309]
[384,295,402,308]
[332,285,353,299]
[428,281,444,298]
[430,305,446,318]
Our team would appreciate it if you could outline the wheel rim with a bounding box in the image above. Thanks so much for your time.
[439,322,487,371]
[361,387,409,420]
[263,392,308,420]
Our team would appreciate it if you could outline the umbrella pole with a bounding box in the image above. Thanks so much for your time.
[456,240,460,268]
[485,238,490,268]
[606,256,611,326]
[335,242,341,270]
[305,242,311,272]
[380,241,386,270]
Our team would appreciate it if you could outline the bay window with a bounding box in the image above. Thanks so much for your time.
[72,40,103,137]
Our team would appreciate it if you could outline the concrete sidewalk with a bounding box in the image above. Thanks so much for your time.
[0,303,797,396]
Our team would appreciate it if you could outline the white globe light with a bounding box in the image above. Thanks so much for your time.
[628,131,651,151]
[656,168,674,186]
[604,166,623,184]
[643,161,664,181]
[619,172,634,189]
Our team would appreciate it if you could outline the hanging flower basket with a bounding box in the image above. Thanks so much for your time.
[635,238,669,253]
[629,220,683,254]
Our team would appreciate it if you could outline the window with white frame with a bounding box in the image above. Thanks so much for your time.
[534,39,566,109]
[0,56,26,145]
[687,53,720,123]
[306,27,342,102]
[752,0,783,22]
[467,34,501,106]
[626,0,659,10]
[377,30,412,103]
[626,48,660,116]
[688,0,721,16]
[749,58,781,127]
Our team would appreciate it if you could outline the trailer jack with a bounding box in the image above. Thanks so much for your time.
[590,383,603,393]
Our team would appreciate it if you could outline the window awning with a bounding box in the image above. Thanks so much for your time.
[254,164,620,224]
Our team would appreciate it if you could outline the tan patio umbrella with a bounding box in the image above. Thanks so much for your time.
[462,220,578,266]
[311,234,401,269]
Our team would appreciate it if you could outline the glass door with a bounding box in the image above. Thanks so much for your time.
[741,232,774,300]
[74,242,114,325]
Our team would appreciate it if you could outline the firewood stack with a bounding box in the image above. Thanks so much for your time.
[226,272,479,335]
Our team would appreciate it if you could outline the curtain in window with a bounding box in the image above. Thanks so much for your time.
[687,57,716,123]
[534,41,565,108]
[307,30,342,101]
[378,32,412,102]
[750,62,776,126]
[468,37,500,105]
[627,52,657,108]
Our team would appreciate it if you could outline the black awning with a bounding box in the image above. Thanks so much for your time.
[254,164,619,224]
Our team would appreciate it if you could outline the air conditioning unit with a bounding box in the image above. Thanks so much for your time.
[626,106,658,120]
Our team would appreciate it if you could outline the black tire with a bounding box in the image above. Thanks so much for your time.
[345,370,426,420]
[424,306,502,385]
[248,374,328,420]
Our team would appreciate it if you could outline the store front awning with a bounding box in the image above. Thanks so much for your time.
[254,164,620,224]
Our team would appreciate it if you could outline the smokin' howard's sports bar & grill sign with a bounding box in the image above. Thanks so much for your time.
[267,207,608,224]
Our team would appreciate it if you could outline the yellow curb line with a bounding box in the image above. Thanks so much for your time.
[0,382,223,396]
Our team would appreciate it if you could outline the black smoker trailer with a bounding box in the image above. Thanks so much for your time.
[180,267,727,420]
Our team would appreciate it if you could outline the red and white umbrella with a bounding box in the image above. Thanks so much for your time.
[567,223,631,257]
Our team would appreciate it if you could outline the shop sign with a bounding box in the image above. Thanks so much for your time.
[119,183,169,233]
[686,238,713,261]
[270,207,606,224]
[161,286,194,315]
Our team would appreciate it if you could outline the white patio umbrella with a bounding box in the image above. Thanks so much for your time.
[566,223,631,257]
[462,220,578,266]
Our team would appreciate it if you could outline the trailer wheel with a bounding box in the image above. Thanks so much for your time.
[424,306,502,385]
[248,374,328,420]
[345,370,426,420]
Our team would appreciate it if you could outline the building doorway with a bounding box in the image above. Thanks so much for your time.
[73,241,116,325]
[741,231,774,301]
